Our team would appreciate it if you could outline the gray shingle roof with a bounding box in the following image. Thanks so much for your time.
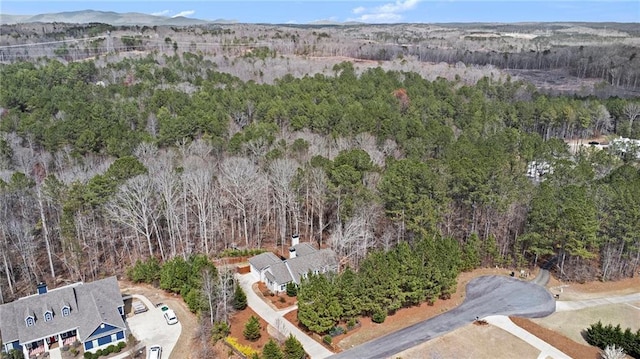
[251,243,339,287]
[0,277,124,345]
[291,243,317,257]
[248,252,281,271]
[267,262,293,285]
[286,249,338,284]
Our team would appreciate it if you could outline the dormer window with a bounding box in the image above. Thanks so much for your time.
[62,306,70,317]
[44,311,53,322]
[26,316,35,327]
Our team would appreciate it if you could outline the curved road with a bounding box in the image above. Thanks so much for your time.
[329,274,555,359]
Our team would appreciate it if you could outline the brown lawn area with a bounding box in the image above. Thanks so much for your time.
[397,320,540,359]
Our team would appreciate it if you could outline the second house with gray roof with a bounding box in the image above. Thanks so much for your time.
[248,235,339,293]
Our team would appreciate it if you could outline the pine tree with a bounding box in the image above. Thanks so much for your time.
[283,334,306,359]
[243,315,261,341]
[233,284,248,310]
[286,282,298,297]
[262,339,284,359]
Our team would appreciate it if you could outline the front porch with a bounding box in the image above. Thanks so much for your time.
[24,330,78,358]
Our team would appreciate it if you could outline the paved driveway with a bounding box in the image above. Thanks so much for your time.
[236,273,333,359]
[126,294,181,358]
[329,275,555,359]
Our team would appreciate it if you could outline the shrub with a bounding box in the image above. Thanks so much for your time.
[279,296,286,303]
[117,341,126,350]
[286,282,298,297]
[243,315,261,341]
[347,318,357,329]
[262,339,284,359]
[283,334,306,359]
[372,310,387,324]
[233,284,248,310]
[585,321,640,358]
[219,248,266,258]
[83,353,93,359]
[224,337,260,358]
[328,326,345,337]
[211,321,231,342]
[127,257,161,284]
[323,335,332,345]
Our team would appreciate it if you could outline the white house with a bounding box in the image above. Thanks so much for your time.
[248,236,339,293]
[0,277,127,358]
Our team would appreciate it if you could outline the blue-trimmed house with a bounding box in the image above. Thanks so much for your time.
[0,276,126,358]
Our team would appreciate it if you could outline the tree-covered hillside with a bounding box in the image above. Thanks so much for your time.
[0,51,639,302]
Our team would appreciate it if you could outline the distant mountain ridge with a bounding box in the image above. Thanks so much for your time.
[0,9,238,26]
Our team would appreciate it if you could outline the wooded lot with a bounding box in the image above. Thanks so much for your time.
[0,22,640,306]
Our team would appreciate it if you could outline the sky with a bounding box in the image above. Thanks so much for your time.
[0,0,639,24]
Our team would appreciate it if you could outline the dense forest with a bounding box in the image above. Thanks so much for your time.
[1,42,640,306]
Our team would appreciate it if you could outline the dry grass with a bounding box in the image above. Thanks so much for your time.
[394,322,540,359]
[533,303,640,345]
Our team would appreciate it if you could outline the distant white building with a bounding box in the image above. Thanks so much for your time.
[609,137,640,159]
[526,161,553,182]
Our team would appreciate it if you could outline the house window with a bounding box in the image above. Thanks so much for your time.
[44,311,53,322]
[62,306,70,317]
[280,284,286,291]
[26,316,35,327]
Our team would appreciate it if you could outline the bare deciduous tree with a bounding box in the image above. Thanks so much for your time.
[105,175,164,260]
[308,167,328,246]
[218,157,263,247]
[268,158,299,250]
[185,167,215,255]
[623,103,640,135]
[329,205,378,268]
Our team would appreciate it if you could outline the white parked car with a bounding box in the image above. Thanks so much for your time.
[148,345,162,359]
[163,309,178,325]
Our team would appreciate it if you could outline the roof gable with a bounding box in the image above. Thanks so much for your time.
[248,252,281,271]
[265,262,293,285]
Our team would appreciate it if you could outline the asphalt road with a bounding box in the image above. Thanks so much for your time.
[329,275,555,359]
